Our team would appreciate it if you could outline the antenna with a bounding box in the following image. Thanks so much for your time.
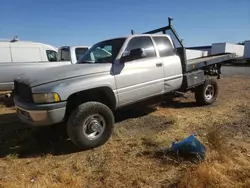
[168,17,173,26]
[10,35,20,42]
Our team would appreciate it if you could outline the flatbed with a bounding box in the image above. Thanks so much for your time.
[186,53,236,72]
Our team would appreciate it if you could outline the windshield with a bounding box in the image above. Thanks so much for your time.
[78,38,126,64]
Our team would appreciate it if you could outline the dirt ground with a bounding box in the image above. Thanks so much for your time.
[0,75,250,188]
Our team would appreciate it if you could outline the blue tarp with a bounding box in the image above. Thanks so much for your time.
[171,134,206,161]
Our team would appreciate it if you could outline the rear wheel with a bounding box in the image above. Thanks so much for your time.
[67,102,114,150]
[195,78,218,106]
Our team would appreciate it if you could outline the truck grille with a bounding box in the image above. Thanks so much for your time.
[14,81,33,102]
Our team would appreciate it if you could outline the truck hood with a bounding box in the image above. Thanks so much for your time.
[16,63,112,87]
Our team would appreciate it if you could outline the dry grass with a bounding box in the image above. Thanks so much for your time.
[0,76,250,188]
[177,122,250,188]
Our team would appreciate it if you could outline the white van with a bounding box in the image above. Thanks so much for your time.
[0,38,58,63]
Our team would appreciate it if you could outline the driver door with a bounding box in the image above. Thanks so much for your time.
[114,36,165,107]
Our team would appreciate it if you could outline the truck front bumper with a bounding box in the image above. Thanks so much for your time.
[14,96,67,126]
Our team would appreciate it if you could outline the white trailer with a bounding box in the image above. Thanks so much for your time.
[244,41,250,60]
[211,43,245,58]
[185,49,208,60]
[186,45,212,55]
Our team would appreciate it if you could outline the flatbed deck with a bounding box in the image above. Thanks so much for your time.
[186,53,236,72]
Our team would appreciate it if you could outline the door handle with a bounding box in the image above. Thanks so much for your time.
[156,62,163,67]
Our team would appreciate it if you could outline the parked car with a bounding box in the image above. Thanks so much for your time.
[13,17,236,150]
[0,45,89,91]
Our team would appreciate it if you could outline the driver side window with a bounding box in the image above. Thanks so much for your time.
[124,36,156,60]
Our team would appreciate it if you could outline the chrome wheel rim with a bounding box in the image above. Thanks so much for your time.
[204,85,214,100]
[83,114,106,140]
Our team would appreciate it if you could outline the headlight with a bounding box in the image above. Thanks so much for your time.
[32,93,61,104]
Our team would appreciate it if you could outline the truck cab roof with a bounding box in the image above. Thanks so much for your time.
[108,33,172,40]
[96,34,174,49]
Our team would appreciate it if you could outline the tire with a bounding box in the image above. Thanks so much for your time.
[195,78,218,106]
[67,101,114,150]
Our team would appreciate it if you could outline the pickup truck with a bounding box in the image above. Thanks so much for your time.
[13,17,236,150]
[0,45,89,91]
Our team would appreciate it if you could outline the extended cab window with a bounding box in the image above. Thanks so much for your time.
[153,36,175,57]
[124,36,156,59]
[61,48,70,61]
[75,47,88,61]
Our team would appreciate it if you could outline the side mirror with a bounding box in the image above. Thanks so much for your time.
[120,48,146,63]
[130,48,146,58]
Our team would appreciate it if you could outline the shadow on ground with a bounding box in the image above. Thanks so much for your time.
[161,99,197,109]
[0,112,82,158]
[0,96,198,158]
[0,105,159,158]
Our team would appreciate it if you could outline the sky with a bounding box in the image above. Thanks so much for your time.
[1,0,249,48]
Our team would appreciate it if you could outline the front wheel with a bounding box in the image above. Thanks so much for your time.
[67,102,114,150]
[195,78,218,106]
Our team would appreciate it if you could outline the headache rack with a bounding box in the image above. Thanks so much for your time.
[130,17,236,77]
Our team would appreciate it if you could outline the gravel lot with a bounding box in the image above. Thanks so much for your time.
[222,65,250,76]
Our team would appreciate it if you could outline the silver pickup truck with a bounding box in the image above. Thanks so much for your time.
[13,18,236,150]
[0,46,89,91]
